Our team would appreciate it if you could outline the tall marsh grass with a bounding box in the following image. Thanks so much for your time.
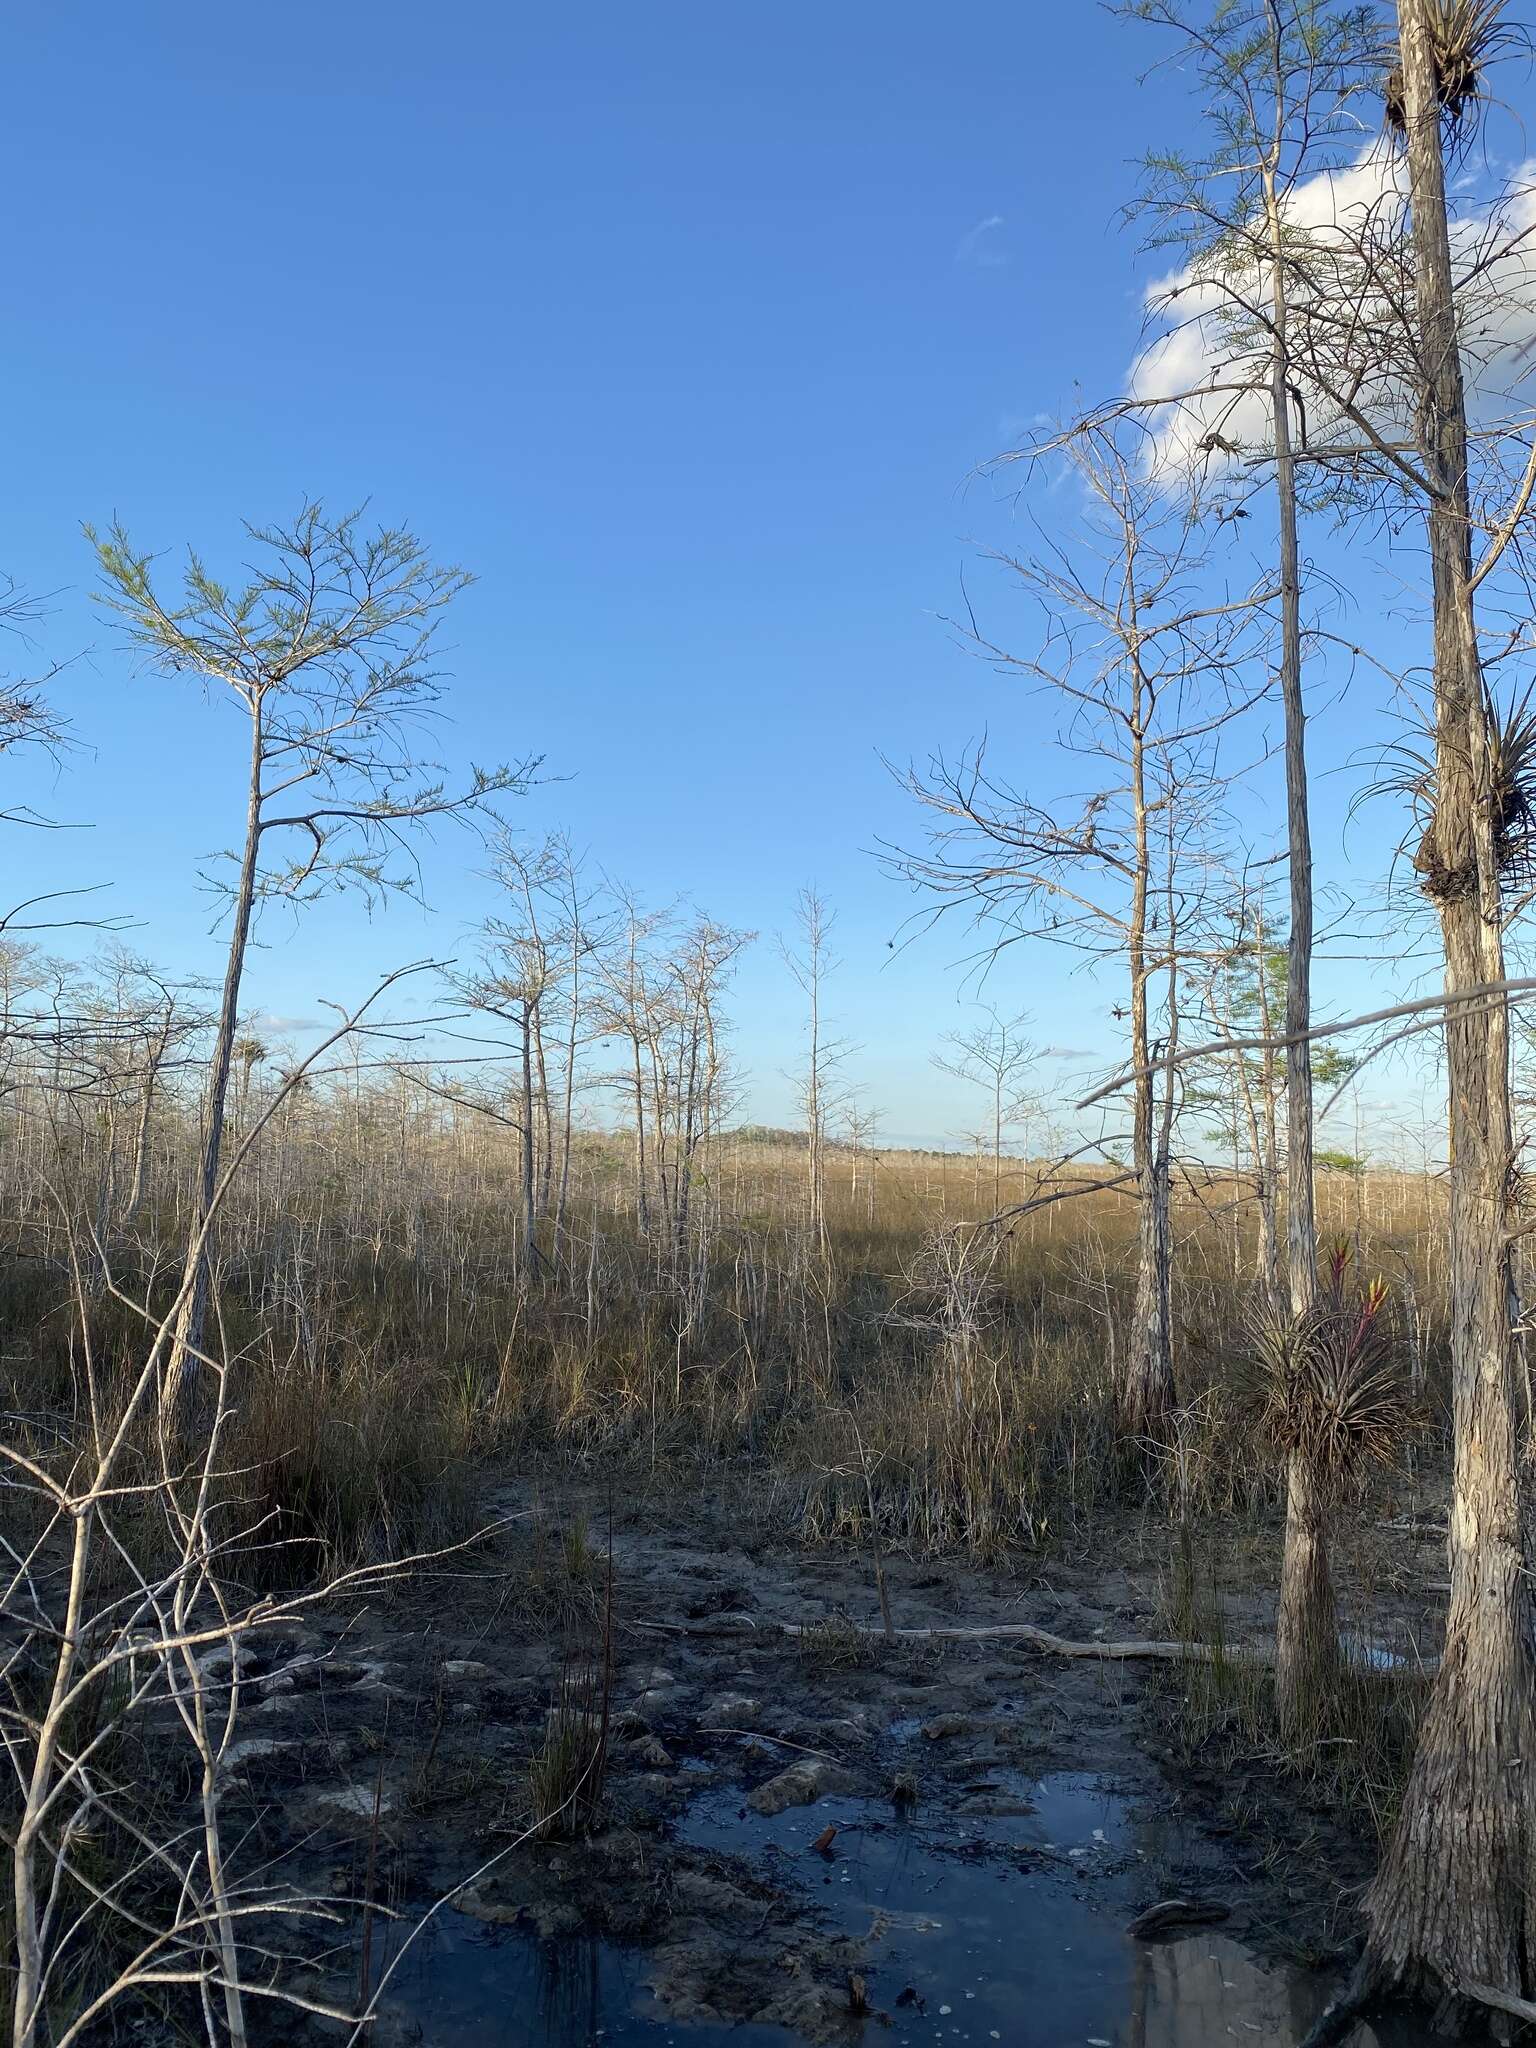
[0,1110,1451,1581]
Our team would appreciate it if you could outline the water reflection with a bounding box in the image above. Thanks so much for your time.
[1127,1934,1410,2048]
[387,1772,1437,2047]
[389,1918,796,2047]
[1130,1933,1327,2048]
[528,1936,603,2044]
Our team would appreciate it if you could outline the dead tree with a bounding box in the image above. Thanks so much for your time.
[463,830,598,1276]
[888,422,1268,1446]
[590,887,674,1237]
[779,888,852,1254]
[840,1096,884,1223]
[4,975,451,2048]
[932,1007,1038,1213]
[658,913,750,1255]
[1113,0,1384,1726]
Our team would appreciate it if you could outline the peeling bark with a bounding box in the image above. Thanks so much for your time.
[1362,0,1536,2009]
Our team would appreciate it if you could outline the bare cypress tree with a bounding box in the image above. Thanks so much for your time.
[1259,3,1329,1730]
[840,1095,884,1223]
[780,888,851,1254]
[663,913,751,1252]
[1118,0,1380,1727]
[464,831,564,1276]
[932,1007,1038,1213]
[98,953,206,1233]
[1190,892,1286,1292]
[890,423,1267,1446]
[544,840,607,1268]
[90,504,531,1423]
[591,886,672,1236]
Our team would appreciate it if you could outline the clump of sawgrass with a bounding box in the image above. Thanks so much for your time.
[562,1511,600,1584]
[796,1611,876,1669]
[795,1307,1126,1556]
[1154,1382,1279,1523]
[404,1730,504,1819]
[502,1511,606,1632]
[527,1527,614,1839]
[1384,0,1511,131]
[226,1352,478,1589]
[529,1658,610,1839]
[1175,1644,1430,1847]
[1162,1511,1227,1647]
[1161,1526,1430,1847]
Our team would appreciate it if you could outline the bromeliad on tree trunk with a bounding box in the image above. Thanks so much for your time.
[1248,1244,1406,1734]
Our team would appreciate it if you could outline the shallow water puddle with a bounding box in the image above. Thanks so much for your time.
[382,1922,798,2047]
[1340,1634,1418,1674]
[385,1772,1438,2046]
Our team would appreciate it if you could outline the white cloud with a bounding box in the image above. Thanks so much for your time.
[1128,148,1536,481]
[955,214,1008,269]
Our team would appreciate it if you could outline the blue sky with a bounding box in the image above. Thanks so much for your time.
[0,2,1455,1149]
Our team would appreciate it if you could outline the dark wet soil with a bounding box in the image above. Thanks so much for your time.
[216,1475,1449,2047]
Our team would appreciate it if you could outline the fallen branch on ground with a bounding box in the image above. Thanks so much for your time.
[697,1727,847,1764]
[631,1615,1271,1663]
[633,1614,1439,1672]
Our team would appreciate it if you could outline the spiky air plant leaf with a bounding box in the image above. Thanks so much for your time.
[1354,683,1536,897]
[1247,1247,1406,1494]
[1384,0,1513,132]
[1488,681,1536,882]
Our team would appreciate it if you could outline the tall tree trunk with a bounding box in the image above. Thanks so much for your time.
[675,1005,702,1257]
[1265,134,1336,1732]
[1362,0,1536,2007]
[519,1005,538,1275]
[1123,704,1175,1444]
[122,1008,172,1228]
[1251,901,1284,1304]
[532,1006,553,1217]
[1274,1452,1336,1733]
[630,1032,650,1234]
[552,924,580,1268]
[993,1073,1003,1213]
[807,970,824,1250]
[164,706,264,1427]
[648,1038,673,1248]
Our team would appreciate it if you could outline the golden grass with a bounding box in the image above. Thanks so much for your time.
[0,1126,1450,1573]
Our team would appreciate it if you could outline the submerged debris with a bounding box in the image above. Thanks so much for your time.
[1127,1896,1233,1940]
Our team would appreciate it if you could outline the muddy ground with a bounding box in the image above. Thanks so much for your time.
[210,1473,1450,2044]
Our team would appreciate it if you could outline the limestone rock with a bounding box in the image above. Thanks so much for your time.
[319,1781,395,1819]
[708,1693,760,1729]
[748,1758,856,1815]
